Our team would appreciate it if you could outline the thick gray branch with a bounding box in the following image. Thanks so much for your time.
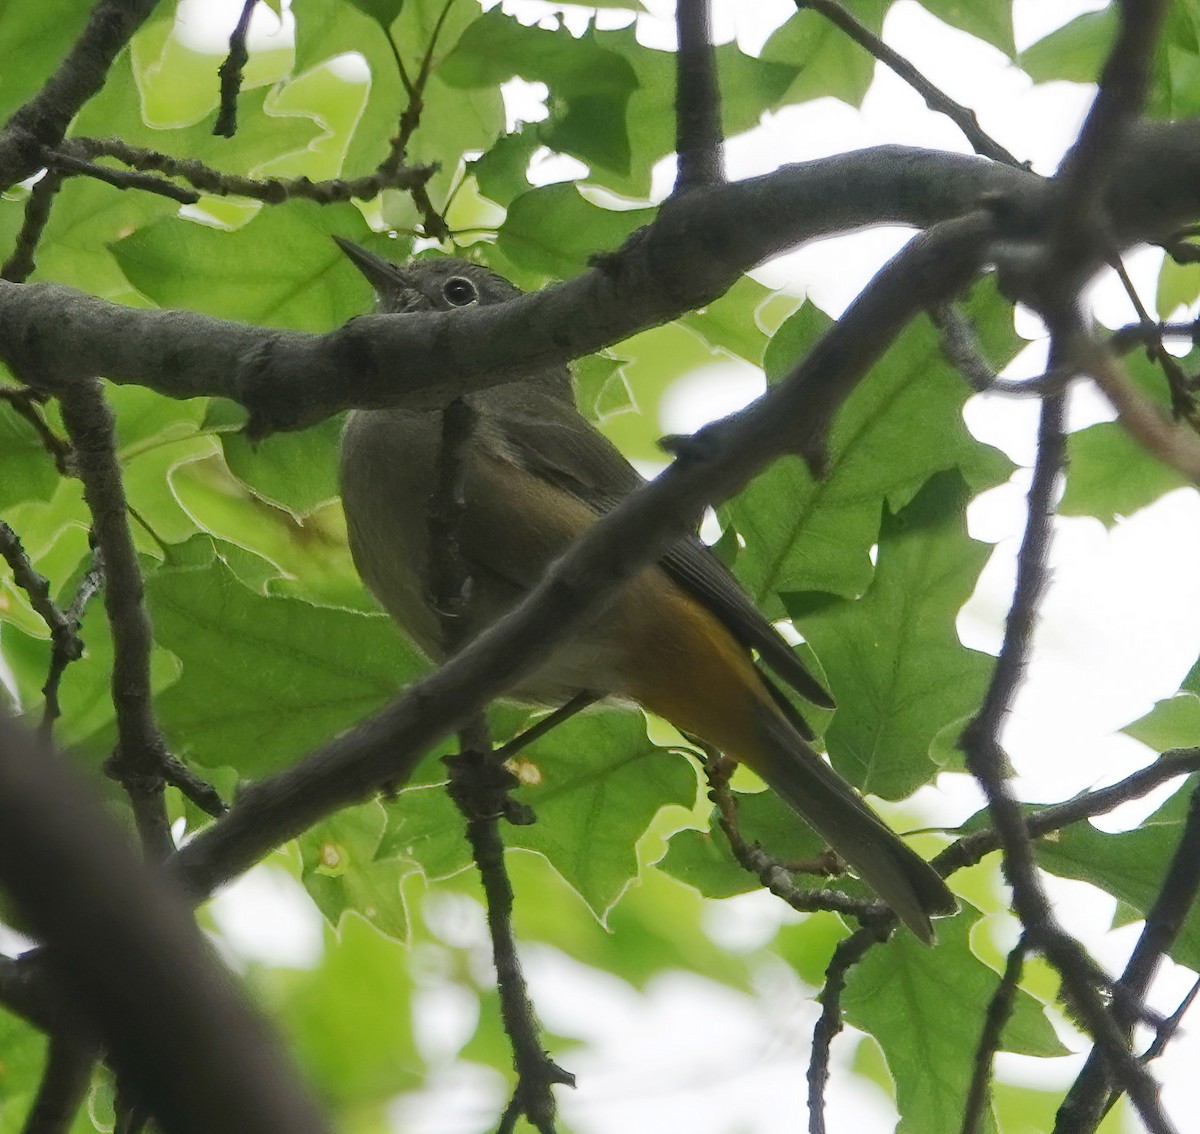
[1,125,1196,435]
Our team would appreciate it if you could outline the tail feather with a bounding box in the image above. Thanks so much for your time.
[751,707,956,943]
[622,573,956,941]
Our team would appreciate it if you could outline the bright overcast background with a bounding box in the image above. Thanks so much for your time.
[139,0,1200,1131]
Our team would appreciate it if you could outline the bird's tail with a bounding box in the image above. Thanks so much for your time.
[625,586,956,941]
[743,705,957,942]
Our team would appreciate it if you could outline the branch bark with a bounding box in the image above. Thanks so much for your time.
[1,125,1197,435]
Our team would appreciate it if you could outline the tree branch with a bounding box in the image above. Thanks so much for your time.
[61,135,434,207]
[58,381,173,861]
[807,921,891,1134]
[160,212,991,906]
[961,937,1027,1134]
[20,1038,95,1134]
[0,0,161,190]
[213,0,257,139]
[0,718,331,1134]
[1056,781,1200,1133]
[673,0,725,192]
[1,171,65,283]
[3,125,1198,434]
[794,0,1023,167]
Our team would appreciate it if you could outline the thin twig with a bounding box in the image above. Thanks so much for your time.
[0,0,161,191]
[702,748,891,924]
[937,749,1200,876]
[428,398,571,1132]
[807,922,891,1134]
[447,726,572,1134]
[0,522,80,662]
[1108,255,1197,423]
[1110,318,1200,354]
[58,381,174,862]
[932,304,1077,397]
[1072,331,1200,483]
[1,171,64,283]
[960,378,1173,1133]
[380,0,459,239]
[1056,781,1200,1133]
[492,691,600,764]
[673,0,725,192]
[794,0,1023,167]
[40,547,104,739]
[42,148,199,205]
[0,385,73,473]
[60,137,434,207]
[213,0,257,139]
[1140,975,1200,1064]
[961,937,1027,1134]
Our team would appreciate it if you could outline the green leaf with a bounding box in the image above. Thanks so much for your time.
[659,788,826,898]
[1125,693,1200,752]
[680,276,801,366]
[471,127,540,208]
[496,183,653,284]
[74,60,322,184]
[220,416,344,518]
[111,202,376,331]
[844,904,1064,1134]
[0,0,93,121]
[761,2,887,110]
[918,0,1015,57]
[786,472,994,799]
[1157,252,1200,315]
[443,16,798,197]
[506,709,697,919]
[148,543,426,776]
[253,915,422,1111]
[575,353,635,422]
[1061,421,1190,526]
[345,0,403,27]
[441,10,639,174]
[595,25,799,197]
[511,852,749,990]
[168,456,368,611]
[0,1010,52,1133]
[1035,779,1200,970]
[300,800,416,940]
[1019,9,1117,84]
[727,280,1016,613]
[0,404,60,511]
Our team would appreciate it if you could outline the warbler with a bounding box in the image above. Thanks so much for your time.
[335,238,955,940]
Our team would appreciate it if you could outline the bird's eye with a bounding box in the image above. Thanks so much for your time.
[442,276,477,307]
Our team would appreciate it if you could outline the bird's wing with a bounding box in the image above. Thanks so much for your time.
[480,385,834,713]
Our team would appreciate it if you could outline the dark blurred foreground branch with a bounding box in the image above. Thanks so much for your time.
[0,718,330,1134]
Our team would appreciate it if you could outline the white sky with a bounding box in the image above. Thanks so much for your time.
[140,1,1200,1131]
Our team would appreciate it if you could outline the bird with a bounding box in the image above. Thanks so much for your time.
[333,237,956,941]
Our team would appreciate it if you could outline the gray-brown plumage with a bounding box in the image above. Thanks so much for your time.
[335,238,956,940]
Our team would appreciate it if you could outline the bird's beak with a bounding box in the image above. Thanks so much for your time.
[332,236,413,292]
